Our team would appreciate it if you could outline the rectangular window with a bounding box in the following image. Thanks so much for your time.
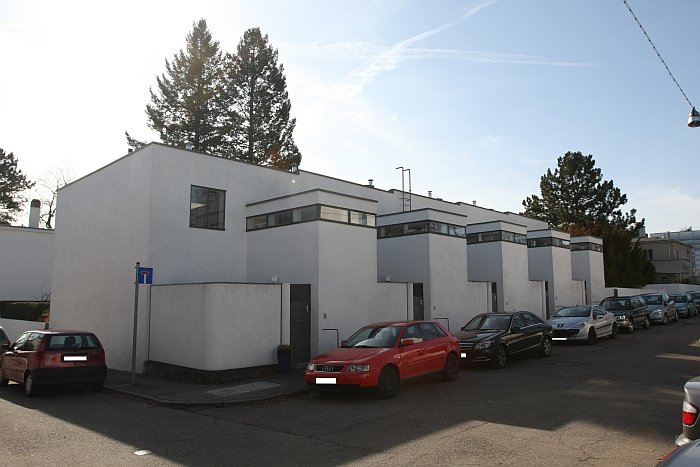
[293,205,319,223]
[319,206,348,223]
[379,224,405,238]
[405,221,428,235]
[190,185,225,230]
[350,211,376,226]
[268,210,293,227]
[246,215,267,230]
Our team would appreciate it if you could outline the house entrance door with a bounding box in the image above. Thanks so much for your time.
[290,284,311,364]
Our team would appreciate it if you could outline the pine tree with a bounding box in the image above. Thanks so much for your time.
[0,148,35,224]
[146,19,226,154]
[522,151,652,287]
[224,27,301,169]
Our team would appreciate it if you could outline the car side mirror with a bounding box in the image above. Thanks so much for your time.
[0,343,8,351]
[340,340,347,347]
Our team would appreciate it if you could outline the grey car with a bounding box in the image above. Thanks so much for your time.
[642,292,678,324]
[548,305,618,344]
[676,376,700,446]
[671,293,698,318]
[599,295,650,333]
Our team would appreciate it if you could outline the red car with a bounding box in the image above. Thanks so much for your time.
[305,320,460,398]
[0,330,107,397]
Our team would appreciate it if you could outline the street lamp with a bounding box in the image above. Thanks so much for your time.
[689,107,700,128]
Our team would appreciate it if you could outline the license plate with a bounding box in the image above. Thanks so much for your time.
[552,338,566,341]
[316,377,336,385]
[63,355,87,362]
[460,352,467,359]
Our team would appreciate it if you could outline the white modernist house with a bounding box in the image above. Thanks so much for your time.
[50,144,604,375]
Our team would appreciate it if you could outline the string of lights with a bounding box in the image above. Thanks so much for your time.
[622,0,693,108]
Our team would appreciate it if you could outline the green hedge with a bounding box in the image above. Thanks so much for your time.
[0,301,50,322]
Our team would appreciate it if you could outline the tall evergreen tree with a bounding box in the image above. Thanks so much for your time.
[0,148,35,224]
[522,151,652,287]
[224,27,301,169]
[146,19,226,154]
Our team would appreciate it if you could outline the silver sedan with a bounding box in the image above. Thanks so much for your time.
[547,305,618,344]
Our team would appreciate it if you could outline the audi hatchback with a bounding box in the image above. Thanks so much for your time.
[0,330,107,397]
[305,320,459,398]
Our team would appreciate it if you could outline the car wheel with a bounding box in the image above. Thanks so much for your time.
[24,373,36,397]
[491,345,508,369]
[441,354,459,381]
[0,374,9,386]
[627,320,634,334]
[662,314,669,325]
[642,316,650,329]
[586,329,597,345]
[674,313,679,322]
[539,336,552,357]
[609,323,618,339]
[376,366,399,399]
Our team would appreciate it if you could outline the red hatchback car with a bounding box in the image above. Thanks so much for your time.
[0,330,107,397]
[305,320,460,398]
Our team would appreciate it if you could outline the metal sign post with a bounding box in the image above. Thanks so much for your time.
[132,262,140,385]
[132,263,154,385]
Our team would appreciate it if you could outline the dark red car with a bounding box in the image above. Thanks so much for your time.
[0,330,107,397]
[305,320,460,398]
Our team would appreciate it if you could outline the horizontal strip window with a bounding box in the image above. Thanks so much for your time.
[466,230,527,245]
[571,242,603,252]
[378,221,466,239]
[247,204,375,231]
[527,237,571,249]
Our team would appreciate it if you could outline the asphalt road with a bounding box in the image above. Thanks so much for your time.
[2,317,699,466]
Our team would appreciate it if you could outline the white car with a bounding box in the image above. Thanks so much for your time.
[548,305,618,344]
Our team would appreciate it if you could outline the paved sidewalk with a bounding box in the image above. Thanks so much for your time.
[104,368,309,407]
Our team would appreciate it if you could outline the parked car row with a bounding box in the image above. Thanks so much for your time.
[305,291,700,399]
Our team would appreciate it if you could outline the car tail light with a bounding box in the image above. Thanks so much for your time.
[682,401,698,426]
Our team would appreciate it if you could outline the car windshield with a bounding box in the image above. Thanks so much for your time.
[670,295,687,303]
[643,295,662,305]
[553,306,591,318]
[689,293,700,300]
[342,325,402,348]
[462,315,511,331]
[601,299,631,311]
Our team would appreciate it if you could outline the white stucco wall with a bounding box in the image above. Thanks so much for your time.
[426,233,470,324]
[0,226,53,301]
[50,149,153,371]
[149,283,281,371]
[571,237,605,304]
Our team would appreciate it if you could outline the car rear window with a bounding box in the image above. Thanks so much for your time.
[47,334,100,350]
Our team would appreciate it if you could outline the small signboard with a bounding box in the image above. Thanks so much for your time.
[137,267,154,285]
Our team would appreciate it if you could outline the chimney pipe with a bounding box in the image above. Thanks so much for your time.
[29,199,41,228]
[186,143,194,150]
[428,191,432,198]
[368,179,374,187]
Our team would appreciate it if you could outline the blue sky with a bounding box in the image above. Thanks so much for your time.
[1,0,698,233]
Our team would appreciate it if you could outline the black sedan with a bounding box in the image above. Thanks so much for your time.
[455,311,552,369]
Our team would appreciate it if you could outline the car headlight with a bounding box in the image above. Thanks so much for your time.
[475,340,493,350]
[573,322,586,328]
[348,364,370,372]
[651,310,662,315]
[618,315,627,319]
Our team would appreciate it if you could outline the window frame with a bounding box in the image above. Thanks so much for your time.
[190,185,226,231]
